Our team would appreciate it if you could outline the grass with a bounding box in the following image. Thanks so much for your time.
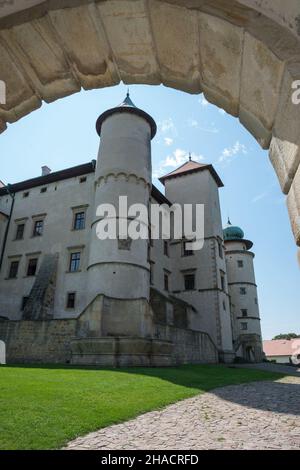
[0,363,283,450]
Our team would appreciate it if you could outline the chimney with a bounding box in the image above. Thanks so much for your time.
[41,166,51,176]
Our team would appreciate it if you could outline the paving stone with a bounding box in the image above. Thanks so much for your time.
[64,376,300,450]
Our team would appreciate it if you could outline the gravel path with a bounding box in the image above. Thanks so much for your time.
[65,376,300,450]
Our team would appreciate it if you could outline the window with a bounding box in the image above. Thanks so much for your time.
[21,296,29,311]
[73,212,85,230]
[80,177,87,183]
[23,192,29,198]
[163,241,169,257]
[240,287,246,295]
[184,273,195,291]
[241,322,248,331]
[33,220,44,237]
[40,187,47,193]
[15,224,25,240]
[254,297,258,305]
[237,260,244,268]
[66,292,76,309]
[8,260,19,279]
[69,252,81,272]
[220,273,225,291]
[241,309,248,317]
[218,240,223,259]
[164,273,169,292]
[183,241,193,256]
[27,258,38,276]
[223,301,226,311]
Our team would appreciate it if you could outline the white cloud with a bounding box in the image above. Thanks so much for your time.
[187,118,219,134]
[158,118,176,134]
[164,137,173,146]
[251,191,268,203]
[162,148,204,168]
[218,141,247,164]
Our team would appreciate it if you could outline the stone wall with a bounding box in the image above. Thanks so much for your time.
[0,292,219,365]
[0,318,77,363]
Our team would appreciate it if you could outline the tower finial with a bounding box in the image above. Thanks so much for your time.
[227,217,232,225]
[127,87,130,98]
[188,152,192,162]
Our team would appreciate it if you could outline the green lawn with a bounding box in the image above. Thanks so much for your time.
[0,364,283,450]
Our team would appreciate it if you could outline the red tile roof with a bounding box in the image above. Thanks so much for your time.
[263,339,300,357]
[159,160,224,187]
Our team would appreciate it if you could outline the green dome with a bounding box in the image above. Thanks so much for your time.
[223,219,253,250]
[223,223,244,241]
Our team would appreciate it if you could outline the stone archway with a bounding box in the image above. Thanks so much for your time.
[0,0,299,249]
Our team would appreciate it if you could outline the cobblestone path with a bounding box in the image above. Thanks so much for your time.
[65,376,300,450]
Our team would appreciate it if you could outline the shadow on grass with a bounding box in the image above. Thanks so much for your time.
[2,362,298,416]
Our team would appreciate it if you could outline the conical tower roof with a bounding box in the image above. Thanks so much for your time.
[96,91,157,139]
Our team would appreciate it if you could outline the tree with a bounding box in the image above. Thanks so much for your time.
[272,333,300,340]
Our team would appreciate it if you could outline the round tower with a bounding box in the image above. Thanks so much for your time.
[223,220,263,362]
[88,92,156,300]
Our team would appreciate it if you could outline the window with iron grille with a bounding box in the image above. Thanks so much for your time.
[240,287,246,295]
[241,309,248,317]
[74,212,85,230]
[8,260,19,279]
[69,252,81,272]
[241,322,248,331]
[237,260,244,268]
[33,220,44,237]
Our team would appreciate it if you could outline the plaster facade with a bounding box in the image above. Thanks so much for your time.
[0,95,263,365]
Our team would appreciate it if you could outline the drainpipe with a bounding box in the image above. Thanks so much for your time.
[0,184,15,271]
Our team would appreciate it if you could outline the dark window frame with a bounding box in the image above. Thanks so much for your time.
[73,211,86,231]
[33,220,44,237]
[218,240,223,259]
[183,241,194,257]
[27,258,38,277]
[163,240,169,257]
[184,273,195,291]
[15,223,25,240]
[164,273,169,292]
[66,292,76,309]
[69,252,81,272]
[8,260,19,279]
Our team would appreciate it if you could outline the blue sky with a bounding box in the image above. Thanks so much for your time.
[0,84,299,339]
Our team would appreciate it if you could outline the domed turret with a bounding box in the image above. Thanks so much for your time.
[223,218,262,362]
[223,219,252,250]
[96,91,157,139]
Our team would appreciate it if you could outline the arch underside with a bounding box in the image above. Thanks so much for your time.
[0,0,300,246]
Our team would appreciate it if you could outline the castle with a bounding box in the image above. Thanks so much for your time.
[0,94,263,365]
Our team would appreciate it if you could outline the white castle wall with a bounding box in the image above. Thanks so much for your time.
[163,169,234,356]
[225,239,262,343]
[88,112,152,300]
